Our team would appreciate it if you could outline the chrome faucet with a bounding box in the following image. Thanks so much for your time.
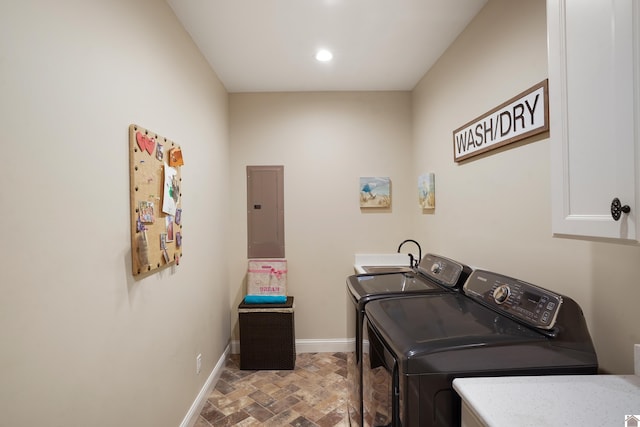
[397,239,422,268]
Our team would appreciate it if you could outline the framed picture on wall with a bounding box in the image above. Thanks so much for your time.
[418,173,435,209]
[359,177,391,208]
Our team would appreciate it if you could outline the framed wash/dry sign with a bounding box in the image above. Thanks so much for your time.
[360,177,391,208]
[453,80,549,162]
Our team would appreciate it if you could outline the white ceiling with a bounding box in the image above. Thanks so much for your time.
[166,0,488,93]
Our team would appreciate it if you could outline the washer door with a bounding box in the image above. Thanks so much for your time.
[362,318,399,427]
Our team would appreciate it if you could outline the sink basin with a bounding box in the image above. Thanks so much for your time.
[361,266,414,274]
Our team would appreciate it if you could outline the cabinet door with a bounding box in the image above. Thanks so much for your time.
[548,0,638,240]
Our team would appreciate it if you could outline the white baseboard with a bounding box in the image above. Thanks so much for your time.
[295,338,354,353]
[180,344,230,427]
[230,338,354,354]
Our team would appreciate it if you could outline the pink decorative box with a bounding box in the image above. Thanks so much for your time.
[247,259,287,296]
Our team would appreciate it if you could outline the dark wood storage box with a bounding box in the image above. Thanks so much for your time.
[238,296,296,370]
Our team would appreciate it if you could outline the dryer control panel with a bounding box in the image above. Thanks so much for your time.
[463,270,563,330]
[417,254,469,288]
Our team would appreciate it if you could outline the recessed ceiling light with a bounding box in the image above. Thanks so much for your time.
[315,49,333,62]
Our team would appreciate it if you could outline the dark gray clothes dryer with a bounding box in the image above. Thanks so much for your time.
[362,269,598,427]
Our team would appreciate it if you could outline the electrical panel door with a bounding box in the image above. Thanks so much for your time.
[247,165,284,258]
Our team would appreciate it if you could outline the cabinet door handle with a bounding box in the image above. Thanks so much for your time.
[611,198,631,221]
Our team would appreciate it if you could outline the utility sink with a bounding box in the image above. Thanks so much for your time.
[361,266,414,274]
[354,253,412,274]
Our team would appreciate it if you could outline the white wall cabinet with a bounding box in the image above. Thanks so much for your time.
[548,0,639,241]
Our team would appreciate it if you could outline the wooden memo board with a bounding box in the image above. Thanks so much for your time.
[129,124,183,277]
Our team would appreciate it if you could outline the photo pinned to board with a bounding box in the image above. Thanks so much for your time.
[156,143,164,161]
[139,201,155,223]
[166,215,174,242]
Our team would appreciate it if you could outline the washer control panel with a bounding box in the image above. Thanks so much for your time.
[463,269,563,330]
[417,254,466,288]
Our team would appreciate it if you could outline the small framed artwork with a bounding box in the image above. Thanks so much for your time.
[360,177,391,208]
[418,173,435,209]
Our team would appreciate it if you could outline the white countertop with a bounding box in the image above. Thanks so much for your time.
[453,374,640,426]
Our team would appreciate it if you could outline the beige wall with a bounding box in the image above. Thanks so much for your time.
[412,0,640,373]
[229,92,414,341]
[0,0,230,425]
